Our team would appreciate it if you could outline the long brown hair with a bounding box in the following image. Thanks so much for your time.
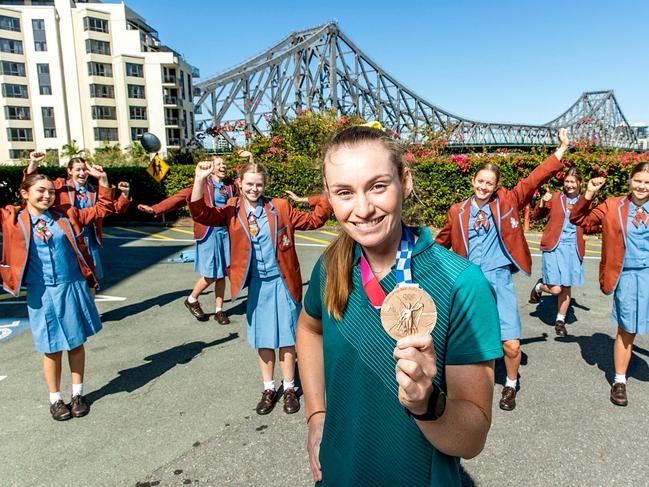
[629,161,649,182]
[20,174,52,194]
[473,162,501,186]
[321,126,407,320]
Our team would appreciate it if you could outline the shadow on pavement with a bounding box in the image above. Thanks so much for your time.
[100,289,190,322]
[459,464,477,486]
[86,333,239,404]
[558,332,649,384]
[529,297,590,327]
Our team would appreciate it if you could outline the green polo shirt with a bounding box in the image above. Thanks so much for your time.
[303,227,502,486]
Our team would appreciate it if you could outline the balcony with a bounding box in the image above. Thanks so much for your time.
[163,96,181,106]
[162,75,177,84]
[167,138,181,146]
[191,66,200,78]
[165,117,179,126]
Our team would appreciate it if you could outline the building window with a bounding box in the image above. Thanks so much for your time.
[0,15,20,32]
[127,84,145,99]
[91,105,116,120]
[129,106,147,120]
[89,83,114,98]
[2,83,28,98]
[32,19,47,51]
[83,16,109,33]
[85,39,110,55]
[7,127,33,142]
[37,63,51,95]
[0,38,23,54]
[0,61,26,76]
[131,126,148,141]
[4,105,30,120]
[179,70,185,100]
[94,127,118,141]
[42,107,56,138]
[125,62,143,77]
[9,149,33,159]
[88,61,113,77]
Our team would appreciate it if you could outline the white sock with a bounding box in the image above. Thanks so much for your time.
[535,282,542,293]
[72,383,83,397]
[187,295,198,304]
[263,380,275,391]
[556,313,566,322]
[215,307,222,313]
[49,391,62,404]
[505,377,518,389]
[283,379,295,391]
[614,374,627,385]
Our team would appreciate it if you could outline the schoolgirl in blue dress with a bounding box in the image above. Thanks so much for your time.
[188,158,331,415]
[138,155,237,324]
[529,168,593,336]
[1,169,115,421]
[570,162,649,406]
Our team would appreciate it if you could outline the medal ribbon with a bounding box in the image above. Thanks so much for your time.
[632,206,648,228]
[360,223,414,309]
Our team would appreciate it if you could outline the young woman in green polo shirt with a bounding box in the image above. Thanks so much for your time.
[296,126,503,486]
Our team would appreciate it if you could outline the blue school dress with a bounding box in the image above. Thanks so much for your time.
[23,210,102,354]
[194,178,230,279]
[74,183,103,280]
[612,203,649,334]
[541,195,584,287]
[245,203,300,349]
[467,200,521,341]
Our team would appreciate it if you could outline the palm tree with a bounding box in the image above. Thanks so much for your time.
[61,140,81,159]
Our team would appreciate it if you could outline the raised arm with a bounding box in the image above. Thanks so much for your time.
[188,160,230,227]
[509,128,569,209]
[113,182,132,214]
[531,189,553,221]
[75,184,116,226]
[287,194,332,231]
[137,185,193,216]
[570,177,607,228]
[23,150,45,179]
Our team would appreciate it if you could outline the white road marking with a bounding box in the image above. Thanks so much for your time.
[0,376,7,382]
[94,295,127,302]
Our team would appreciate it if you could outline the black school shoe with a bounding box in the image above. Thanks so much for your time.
[50,400,72,421]
[70,394,90,418]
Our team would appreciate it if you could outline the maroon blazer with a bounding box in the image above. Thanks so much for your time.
[189,194,331,303]
[0,185,115,296]
[435,154,563,275]
[531,191,600,260]
[24,168,128,245]
[149,179,237,240]
[570,195,631,295]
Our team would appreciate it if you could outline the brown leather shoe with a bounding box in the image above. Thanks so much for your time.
[256,389,276,415]
[499,386,517,411]
[184,298,206,320]
[554,320,568,336]
[283,388,300,414]
[214,310,230,325]
[50,400,72,421]
[529,279,542,304]
[610,382,628,406]
[70,394,90,418]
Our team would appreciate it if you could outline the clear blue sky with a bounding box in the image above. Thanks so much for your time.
[116,0,648,126]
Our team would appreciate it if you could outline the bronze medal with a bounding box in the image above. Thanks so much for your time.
[380,285,437,340]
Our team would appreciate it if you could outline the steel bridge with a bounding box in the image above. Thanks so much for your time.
[194,22,639,150]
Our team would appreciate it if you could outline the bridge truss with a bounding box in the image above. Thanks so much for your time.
[194,23,639,150]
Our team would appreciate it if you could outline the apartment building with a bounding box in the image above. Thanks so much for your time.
[0,0,198,163]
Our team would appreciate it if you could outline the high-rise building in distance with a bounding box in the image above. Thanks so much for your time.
[0,0,198,163]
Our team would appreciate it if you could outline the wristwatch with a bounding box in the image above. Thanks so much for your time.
[405,383,447,421]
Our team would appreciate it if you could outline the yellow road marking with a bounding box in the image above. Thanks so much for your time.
[318,230,338,237]
[167,227,195,236]
[114,226,174,240]
[295,234,330,245]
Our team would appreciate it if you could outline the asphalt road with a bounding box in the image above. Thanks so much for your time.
[1,225,647,486]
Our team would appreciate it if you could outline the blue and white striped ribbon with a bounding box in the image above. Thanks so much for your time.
[395,223,414,285]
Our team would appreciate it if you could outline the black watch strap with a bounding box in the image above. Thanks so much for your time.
[405,383,447,421]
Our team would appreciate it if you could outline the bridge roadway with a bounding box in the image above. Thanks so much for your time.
[0,225,647,486]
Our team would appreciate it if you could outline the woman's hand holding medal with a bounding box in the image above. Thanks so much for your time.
[393,333,437,415]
